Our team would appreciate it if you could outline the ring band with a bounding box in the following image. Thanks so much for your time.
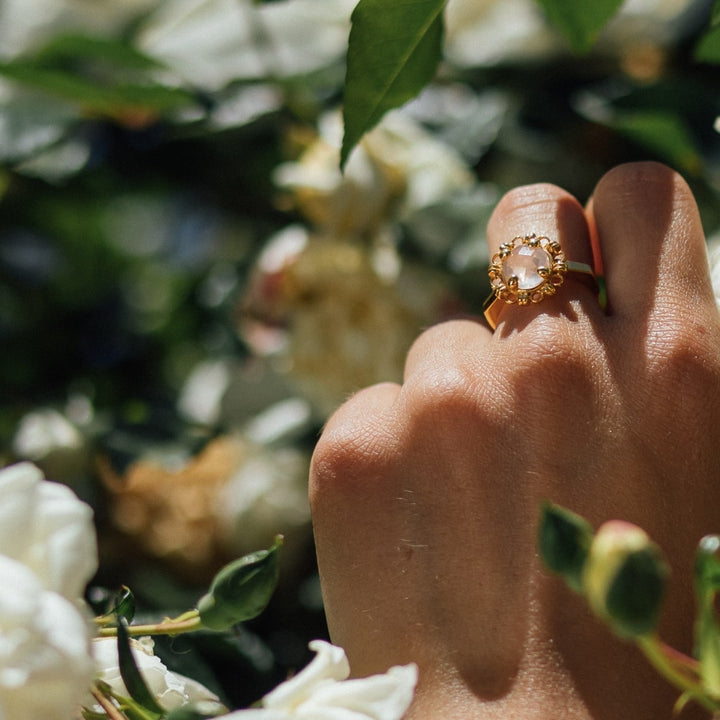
[483,233,603,330]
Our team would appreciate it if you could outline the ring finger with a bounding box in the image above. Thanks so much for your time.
[485,183,601,332]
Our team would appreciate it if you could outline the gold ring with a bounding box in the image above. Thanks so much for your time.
[483,233,602,330]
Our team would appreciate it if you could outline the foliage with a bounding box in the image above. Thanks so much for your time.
[87,538,282,719]
[539,503,720,714]
[0,0,719,715]
[341,0,720,164]
[341,0,445,168]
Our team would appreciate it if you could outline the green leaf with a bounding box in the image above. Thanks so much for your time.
[695,25,720,63]
[29,34,163,72]
[604,546,667,638]
[116,619,165,716]
[701,0,720,27]
[94,585,137,627]
[115,586,137,624]
[533,0,624,53]
[340,0,446,169]
[0,62,196,118]
[538,502,593,592]
[695,536,720,697]
[610,111,702,175]
[695,1,720,64]
[198,536,282,631]
[81,709,109,720]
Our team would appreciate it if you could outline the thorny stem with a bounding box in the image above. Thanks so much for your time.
[96,610,203,638]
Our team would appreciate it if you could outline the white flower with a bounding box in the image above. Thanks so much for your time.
[91,636,225,713]
[0,555,95,720]
[214,443,310,555]
[226,640,417,720]
[273,110,474,237]
[0,0,156,60]
[707,234,720,310]
[12,408,83,460]
[0,462,97,600]
[444,0,556,68]
[444,0,696,69]
[138,0,355,91]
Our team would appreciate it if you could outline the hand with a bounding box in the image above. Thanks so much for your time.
[309,162,720,719]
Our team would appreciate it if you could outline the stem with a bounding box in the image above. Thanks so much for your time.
[90,686,127,720]
[636,634,720,713]
[97,611,203,638]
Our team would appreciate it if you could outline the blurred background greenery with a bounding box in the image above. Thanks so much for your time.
[1,0,719,708]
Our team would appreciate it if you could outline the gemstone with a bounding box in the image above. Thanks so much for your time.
[501,244,552,290]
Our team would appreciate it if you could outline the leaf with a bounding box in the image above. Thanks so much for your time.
[116,619,165,716]
[695,1,720,64]
[340,0,446,169]
[695,536,720,697]
[611,111,702,175]
[29,34,164,72]
[94,585,137,628]
[0,63,196,119]
[197,535,282,631]
[533,0,624,53]
[114,586,137,624]
[538,502,593,593]
[604,547,667,638]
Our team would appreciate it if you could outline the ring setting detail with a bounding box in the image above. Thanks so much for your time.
[483,233,599,329]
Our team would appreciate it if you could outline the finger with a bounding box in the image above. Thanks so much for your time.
[587,161,714,321]
[486,183,599,331]
[403,319,492,381]
[310,381,401,501]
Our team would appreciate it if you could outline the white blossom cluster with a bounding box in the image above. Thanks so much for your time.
[0,462,97,720]
[0,462,416,720]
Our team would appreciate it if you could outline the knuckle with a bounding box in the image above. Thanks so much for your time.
[309,409,399,503]
[645,311,720,404]
[507,323,600,402]
[404,364,485,429]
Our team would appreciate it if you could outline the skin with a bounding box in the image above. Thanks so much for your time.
[309,162,720,719]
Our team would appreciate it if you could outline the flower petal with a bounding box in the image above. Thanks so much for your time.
[262,640,350,710]
[300,664,418,720]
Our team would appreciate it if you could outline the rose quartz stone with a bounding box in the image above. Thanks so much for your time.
[502,244,551,290]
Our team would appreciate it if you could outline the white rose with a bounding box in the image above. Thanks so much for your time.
[92,636,225,713]
[226,640,417,719]
[707,234,720,310]
[0,0,156,59]
[444,0,556,68]
[0,462,98,600]
[215,444,310,555]
[0,555,94,720]
[138,0,355,91]
[273,110,473,236]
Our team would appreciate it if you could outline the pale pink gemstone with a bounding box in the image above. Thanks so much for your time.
[501,244,551,290]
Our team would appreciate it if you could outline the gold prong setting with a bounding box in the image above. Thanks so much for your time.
[488,233,567,306]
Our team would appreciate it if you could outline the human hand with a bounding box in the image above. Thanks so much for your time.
[309,162,720,719]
